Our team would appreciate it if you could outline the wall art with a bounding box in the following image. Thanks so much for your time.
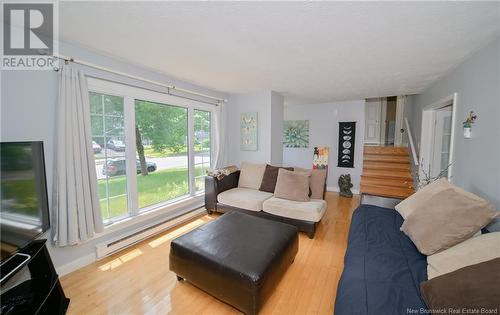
[338,122,356,168]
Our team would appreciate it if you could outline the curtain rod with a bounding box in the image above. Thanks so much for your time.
[52,54,227,105]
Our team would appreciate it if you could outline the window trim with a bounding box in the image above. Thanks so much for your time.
[87,78,215,226]
[193,109,213,193]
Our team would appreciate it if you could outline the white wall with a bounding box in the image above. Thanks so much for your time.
[270,91,285,165]
[283,100,366,192]
[406,37,500,230]
[0,40,228,273]
[226,91,284,166]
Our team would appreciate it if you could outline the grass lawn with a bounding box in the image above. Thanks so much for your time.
[98,166,206,220]
[143,146,209,158]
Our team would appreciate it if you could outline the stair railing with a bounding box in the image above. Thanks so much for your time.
[405,117,419,166]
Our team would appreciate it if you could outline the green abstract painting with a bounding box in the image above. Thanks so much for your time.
[283,120,309,148]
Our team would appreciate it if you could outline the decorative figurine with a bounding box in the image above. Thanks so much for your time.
[338,174,353,198]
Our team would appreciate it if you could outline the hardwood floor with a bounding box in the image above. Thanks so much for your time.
[60,192,360,314]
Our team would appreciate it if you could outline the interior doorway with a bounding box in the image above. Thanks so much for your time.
[382,96,397,145]
[419,93,457,182]
[364,96,405,146]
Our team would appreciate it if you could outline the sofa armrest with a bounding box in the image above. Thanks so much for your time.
[205,170,240,212]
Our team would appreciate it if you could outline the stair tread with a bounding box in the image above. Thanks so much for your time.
[364,146,409,156]
[363,161,411,171]
[361,176,414,189]
[364,154,410,163]
[361,183,414,199]
[362,169,413,180]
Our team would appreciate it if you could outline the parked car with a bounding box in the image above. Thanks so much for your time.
[107,139,125,152]
[102,158,157,177]
[92,141,102,153]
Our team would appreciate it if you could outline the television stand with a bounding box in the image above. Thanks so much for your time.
[0,240,70,315]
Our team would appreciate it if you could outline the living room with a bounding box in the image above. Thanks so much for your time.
[1,2,499,314]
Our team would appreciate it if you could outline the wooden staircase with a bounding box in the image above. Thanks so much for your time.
[360,146,415,199]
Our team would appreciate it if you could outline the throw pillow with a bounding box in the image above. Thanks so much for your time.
[427,232,500,279]
[259,165,294,193]
[310,169,327,199]
[274,169,311,202]
[420,258,500,312]
[400,188,497,255]
[395,178,489,219]
[294,167,326,199]
[238,162,267,190]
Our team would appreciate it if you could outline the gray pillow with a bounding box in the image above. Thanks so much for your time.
[274,169,310,202]
[401,188,497,255]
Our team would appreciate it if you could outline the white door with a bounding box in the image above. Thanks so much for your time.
[431,107,453,177]
[365,100,381,144]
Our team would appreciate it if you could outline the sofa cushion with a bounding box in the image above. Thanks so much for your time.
[218,187,273,211]
[427,232,500,279]
[263,197,326,222]
[310,169,327,199]
[259,165,294,193]
[401,188,497,255]
[420,258,500,312]
[395,178,489,219]
[294,167,326,199]
[238,162,267,190]
[274,169,311,202]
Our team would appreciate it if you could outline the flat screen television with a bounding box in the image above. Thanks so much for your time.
[0,141,50,262]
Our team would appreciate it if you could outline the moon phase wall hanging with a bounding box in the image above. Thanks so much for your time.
[338,122,356,168]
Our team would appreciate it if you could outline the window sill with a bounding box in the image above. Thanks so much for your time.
[99,194,204,238]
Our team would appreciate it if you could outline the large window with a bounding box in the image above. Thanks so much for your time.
[88,80,214,224]
[135,100,189,209]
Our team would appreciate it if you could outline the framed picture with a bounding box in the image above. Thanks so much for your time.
[338,122,356,168]
[240,112,258,151]
[313,146,329,170]
[283,120,309,148]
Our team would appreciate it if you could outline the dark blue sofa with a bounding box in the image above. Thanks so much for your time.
[334,204,428,315]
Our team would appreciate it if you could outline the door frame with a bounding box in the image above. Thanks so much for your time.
[419,93,457,183]
[380,97,388,144]
[394,96,406,146]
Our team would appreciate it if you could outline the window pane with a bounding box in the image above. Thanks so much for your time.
[90,92,128,221]
[194,110,211,193]
[104,95,124,116]
[89,92,103,114]
[91,115,104,136]
[135,99,189,209]
[105,116,125,136]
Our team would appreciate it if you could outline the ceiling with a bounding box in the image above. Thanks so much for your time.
[59,2,500,105]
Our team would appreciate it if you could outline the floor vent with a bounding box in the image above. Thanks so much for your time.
[95,208,205,259]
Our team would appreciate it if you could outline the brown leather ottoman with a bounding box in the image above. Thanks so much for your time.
[169,211,298,314]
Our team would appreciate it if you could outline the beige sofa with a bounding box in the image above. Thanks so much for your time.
[205,162,328,238]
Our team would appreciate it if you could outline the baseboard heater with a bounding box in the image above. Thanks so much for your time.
[95,208,205,259]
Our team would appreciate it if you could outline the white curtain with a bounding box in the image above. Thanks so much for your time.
[213,101,228,168]
[52,66,103,247]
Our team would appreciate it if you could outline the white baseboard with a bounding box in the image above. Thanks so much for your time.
[95,208,205,260]
[55,207,206,276]
[57,252,96,277]
[327,186,360,194]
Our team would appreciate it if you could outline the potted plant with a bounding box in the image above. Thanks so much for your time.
[463,111,477,138]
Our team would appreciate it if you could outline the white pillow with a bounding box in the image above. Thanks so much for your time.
[395,178,489,219]
[238,162,266,190]
[427,232,500,279]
